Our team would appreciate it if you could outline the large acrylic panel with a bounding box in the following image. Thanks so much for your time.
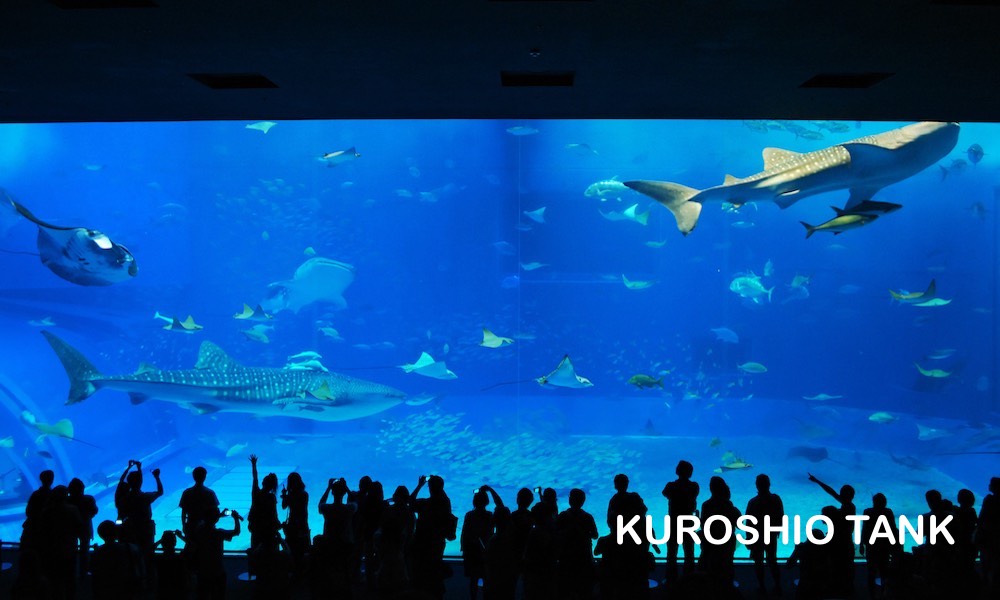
[0,119,996,555]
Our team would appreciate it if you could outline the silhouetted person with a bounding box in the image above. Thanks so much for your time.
[531,487,558,522]
[556,488,598,600]
[785,519,834,600]
[374,486,412,597]
[358,479,385,587]
[116,460,163,569]
[192,509,242,600]
[152,530,189,600]
[68,477,97,578]
[90,520,142,600]
[348,475,372,581]
[38,484,82,599]
[859,492,895,599]
[606,474,651,599]
[807,473,855,595]
[179,466,219,539]
[21,469,54,552]
[979,477,1000,596]
[461,487,496,600]
[248,454,281,574]
[746,473,784,596]
[485,506,518,600]
[954,488,979,595]
[509,487,535,589]
[410,474,456,599]
[918,488,957,594]
[318,477,357,596]
[698,475,740,591]
[662,460,699,584]
[281,471,310,573]
[10,547,52,600]
[523,489,557,599]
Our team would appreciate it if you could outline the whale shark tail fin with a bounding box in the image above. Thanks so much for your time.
[624,180,702,235]
[40,331,101,405]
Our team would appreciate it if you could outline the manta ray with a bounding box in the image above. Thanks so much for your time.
[626,121,959,235]
[2,191,137,285]
[260,257,355,313]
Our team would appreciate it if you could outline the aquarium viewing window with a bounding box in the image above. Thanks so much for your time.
[0,118,996,558]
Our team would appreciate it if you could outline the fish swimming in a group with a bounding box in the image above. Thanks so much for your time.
[625,121,959,234]
[2,190,137,285]
[41,331,408,422]
[261,257,355,314]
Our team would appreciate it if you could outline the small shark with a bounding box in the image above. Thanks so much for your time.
[625,121,959,235]
[3,190,137,285]
[41,331,408,422]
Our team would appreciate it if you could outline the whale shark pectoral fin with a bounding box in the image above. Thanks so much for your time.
[773,189,802,210]
[190,403,220,415]
[761,147,802,170]
[128,393,150,405]
[624,180,702,235]
[844,187,881,211]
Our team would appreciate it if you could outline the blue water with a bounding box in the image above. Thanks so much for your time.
[0,119,996,555]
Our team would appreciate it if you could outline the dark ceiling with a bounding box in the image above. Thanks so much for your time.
[2,0,998,123]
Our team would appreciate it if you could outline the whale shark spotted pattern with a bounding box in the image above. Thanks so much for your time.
[625,122,960,235]
[41,331,407,422]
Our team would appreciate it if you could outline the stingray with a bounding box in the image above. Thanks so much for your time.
[233,303,274,321]
[260,257,355,313]
[523,207,547,223]
[3,191,137,286]
[399,352,457,380]
[246,121,277,133]
[480,328,514,348]
[153,311,203,333]
[787,446,829,462]
[536,355,593,388]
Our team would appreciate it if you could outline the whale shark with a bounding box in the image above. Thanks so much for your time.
[41,331,407,422]
[626,121,960,235]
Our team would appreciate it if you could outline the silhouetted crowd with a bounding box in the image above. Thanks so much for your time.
[6,457,1000,600]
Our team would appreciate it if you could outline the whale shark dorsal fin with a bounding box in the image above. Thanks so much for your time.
[195,341,241,370]
[135,362,159,375]
[762,147,801,170]
[723,174,739,186]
